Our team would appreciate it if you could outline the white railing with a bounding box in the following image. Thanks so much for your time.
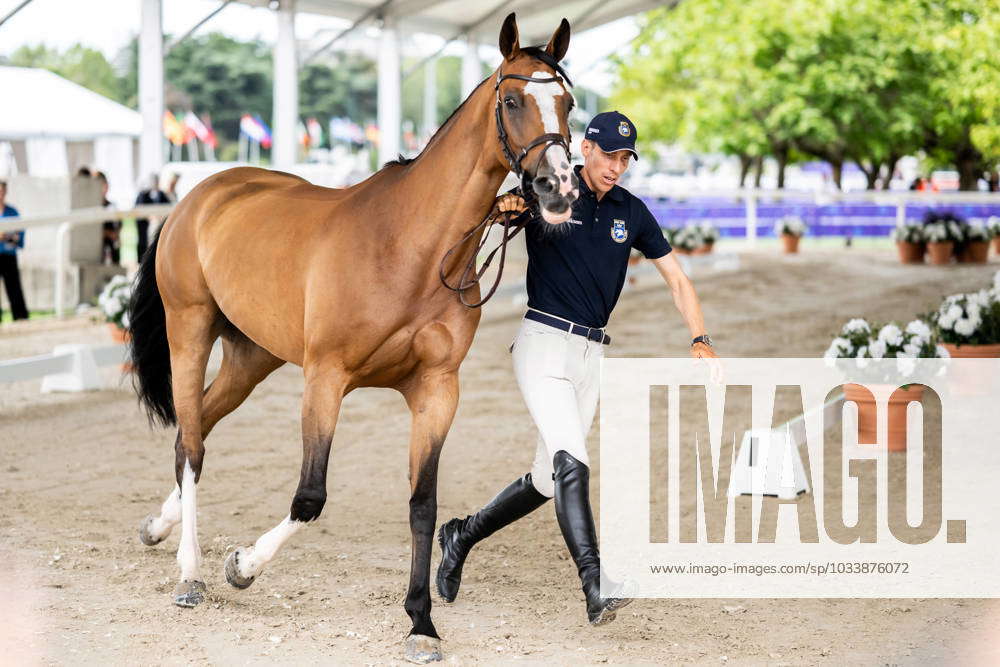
[0,204,174,317]
[0,343,127,391]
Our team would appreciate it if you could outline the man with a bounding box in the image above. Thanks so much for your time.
[436,111,717,625]
[134,173,172,261]
[0,180,29,321]
[95,171,120,265]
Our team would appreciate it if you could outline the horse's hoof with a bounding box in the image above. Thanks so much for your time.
[138,514,166,546]
[224,548,256,590]
[404,634,442,664]
[173,579,207,607]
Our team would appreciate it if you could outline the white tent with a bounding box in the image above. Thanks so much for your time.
[0,66,140,200]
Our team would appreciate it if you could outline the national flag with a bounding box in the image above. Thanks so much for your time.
[306,117,323,148]
[239,114,272,148]
[185,112,217,148]
[163,110,188,146]
[253,115,273,149]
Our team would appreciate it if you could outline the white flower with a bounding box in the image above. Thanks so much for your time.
[905,320,931,343]
[869,339,887,359]
[774,215,806,237]
[969,289,990,308]
[824,336,850,360]
[954,318,976,337]
[945,303,963,322]
[121,311,130,329]
[937,345,950,359]
[844,318,870,334]
[877,324,903,347]
[856,346,870,368]
[901,342,921,358]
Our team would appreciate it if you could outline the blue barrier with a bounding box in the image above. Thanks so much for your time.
[642,197,1000,238]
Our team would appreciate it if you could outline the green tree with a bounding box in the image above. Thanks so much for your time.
[161,34,273,147]
[919,1,1000,189]
[612,0,998,190]
[8,43,126,104]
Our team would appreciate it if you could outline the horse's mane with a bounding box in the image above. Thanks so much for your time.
[381,46,570,171]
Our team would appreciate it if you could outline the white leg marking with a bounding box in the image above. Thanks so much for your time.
[237,515,304,580]
[148,485,181,541]
[176,461,202,581]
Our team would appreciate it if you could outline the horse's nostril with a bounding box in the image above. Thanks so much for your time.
[533,176,556,194]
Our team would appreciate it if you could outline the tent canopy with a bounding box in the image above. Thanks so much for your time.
[0,66,142,140]
[235,0,661,44]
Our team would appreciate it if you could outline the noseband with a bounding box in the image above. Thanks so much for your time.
[439,55,575,309]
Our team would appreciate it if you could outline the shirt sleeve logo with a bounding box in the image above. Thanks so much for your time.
[618,121,631,137]
[611,218,628,243]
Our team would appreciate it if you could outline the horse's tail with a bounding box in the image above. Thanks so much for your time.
[129,227,176,427]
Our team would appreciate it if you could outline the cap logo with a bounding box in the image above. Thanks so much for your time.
[588,127,600,134]
[618,121,631,137]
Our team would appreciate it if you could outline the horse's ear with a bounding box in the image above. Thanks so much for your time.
[499,13,520,61]
[544,18,571,62]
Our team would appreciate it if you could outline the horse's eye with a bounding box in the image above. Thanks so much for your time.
[504,96,518,109]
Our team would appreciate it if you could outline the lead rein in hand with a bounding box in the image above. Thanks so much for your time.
[438,189,536,308]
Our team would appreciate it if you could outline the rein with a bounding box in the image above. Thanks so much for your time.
[439,54,574,309]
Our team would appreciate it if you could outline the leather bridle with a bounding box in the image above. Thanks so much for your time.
[439,57,575,309]
[493,65,574,194]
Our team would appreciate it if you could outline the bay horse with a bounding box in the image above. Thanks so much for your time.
[128,13,578,664]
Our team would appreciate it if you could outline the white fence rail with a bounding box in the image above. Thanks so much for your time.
[0,343,128,391]
[0,204,174,318]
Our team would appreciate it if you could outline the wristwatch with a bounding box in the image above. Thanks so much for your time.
[691,334,713,347]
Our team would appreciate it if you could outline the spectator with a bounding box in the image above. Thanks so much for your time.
[0,180,29,321]
[134,173,171,260]
[95,171,120,265]
[165,172,180,201]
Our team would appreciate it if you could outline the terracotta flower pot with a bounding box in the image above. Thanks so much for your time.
[942,343,1000,358]
[692,242,714,255]
[108,323,130,343]
[108,324,133,372]
[842,383,925,452]
[781,233,800,254]
[993,237,1000,255]
[896,240,925,264]
[941,343,1000,396]
[926,241,954,265]
[958,240,989,264]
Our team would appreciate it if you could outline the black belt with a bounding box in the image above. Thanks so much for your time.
[525,310,611,345]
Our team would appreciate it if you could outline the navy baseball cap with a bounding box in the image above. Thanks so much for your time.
[584,111,639,160]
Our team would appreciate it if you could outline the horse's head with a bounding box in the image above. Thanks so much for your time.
[493,13,579,225]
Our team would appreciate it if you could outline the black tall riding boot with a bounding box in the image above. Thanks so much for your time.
[553,450,632,625]
[436,473,549,602]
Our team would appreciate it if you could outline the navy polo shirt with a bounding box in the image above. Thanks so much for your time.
[524,166,671,328]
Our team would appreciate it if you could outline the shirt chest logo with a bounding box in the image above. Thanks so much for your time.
[611,218,628,243]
